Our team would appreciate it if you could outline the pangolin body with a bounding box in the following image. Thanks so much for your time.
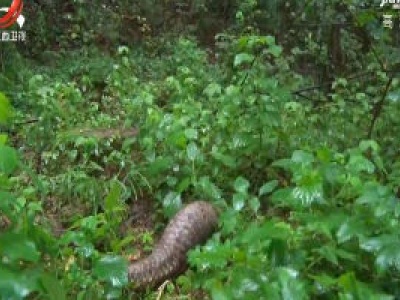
[128,201,218,288]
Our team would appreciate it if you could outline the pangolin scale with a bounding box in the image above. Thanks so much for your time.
[128,201,218,288]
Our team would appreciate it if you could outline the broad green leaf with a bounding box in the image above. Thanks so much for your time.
[272,158,293,170]
[0,233,40,263]
[0,145,18,175]
[93,255,128,287]
[40,273,67,300]
[271,187,296,207]
[189,239,232,269]
[203,83,222,98]
[265,35,276,45]
[233,177,250,194]
[249,196,260,213]
[388,91,400,102]
[220,208,239,235]
[184,128,198,140]
[0,92,13,124]
[211,281,230,300]
[232,192,246,211]
[337,218,368,243]
[241,221,293,243]
[211,151,237,168]
[259,180,279,196]
[76,243,95,258]
[163,192,182,218]
[346,154,375,174]
[0,134,7,145]
[292,150,314,165]
[292,183,324,206]
[310,274,337,291]
[360,235,400,272]
[146,157,173,175]
[177,176,191,193]
[196,176,222,200]
[338,272,393,300]
[0,267,38,299]
[359,140,379,153]
[234,53,254,67]
[269,45,282,57]
[187,142,199,161]
[276,268,307,300]
[375,243,400,272]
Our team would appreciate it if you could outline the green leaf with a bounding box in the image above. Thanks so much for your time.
[240,221,293,244]
[336,218,368,243]
[316,245,339,265]
[346,154,375,174]
[211,151,237,168]
[203,83,222,98]
[292,150,314,165]
[359,140,379,153]
[0,267,38,299]
[0,134,7,145]
[276,268,307,300]
[0,92,13,124]
[104,181,122,213]
[0,145,19,175]
[40,273,67,300]
[187,142,199,161]
[338,272,393,300]
[147,157,173,175]
[259,180,279,196]
[232,192,246,211]
[265,35,276,45]
[211,281,230,300]
[0,233,40,263]
[234,53,255,67]
[163,192,182,218]
[220,208,239,235]
[234,177,250,194]
[293,176,324,206]
[268,45,282,57]
[184,128,198,140]
[249,196,260,213]
[310,273,337,291]
[189,239,232,269]
[360,235,400,272]
[93,255,128,287]
[196,176,222,200]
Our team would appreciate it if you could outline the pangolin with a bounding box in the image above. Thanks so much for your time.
[128,201,218,288]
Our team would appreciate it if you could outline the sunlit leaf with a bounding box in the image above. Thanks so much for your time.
[93,255,128,287]
[187,142,199,161]
[234,53,254,67]
[163,192,182,218]
[232,193,246,211]
[0,92,13,124]
[234,177,250,194]
[276,268,307,300]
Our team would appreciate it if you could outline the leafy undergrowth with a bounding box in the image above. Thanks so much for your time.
[1,34,400,299]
